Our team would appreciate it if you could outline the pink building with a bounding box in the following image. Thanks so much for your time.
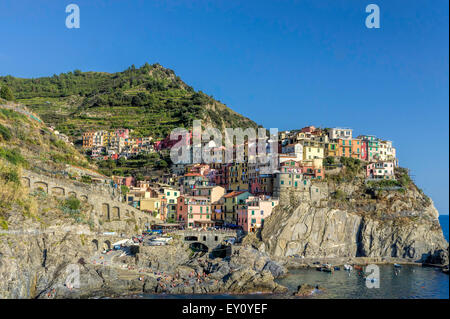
[177,196,213,229]
[237,196,279,232]
[113,176,135,187]
[115,129,129,139]
[366,161,395,180]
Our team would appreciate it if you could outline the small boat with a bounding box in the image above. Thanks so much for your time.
[334,266,340,271]
[317,264,334,273]
[321,267,333,273]
[394,263,402,268]
[344,264,353,271]
[354,265,363,271]
[442,266,449,274]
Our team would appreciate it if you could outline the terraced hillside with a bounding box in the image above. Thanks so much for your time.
[0,63,259,140]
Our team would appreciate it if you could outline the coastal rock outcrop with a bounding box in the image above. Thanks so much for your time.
[261,185,448,264]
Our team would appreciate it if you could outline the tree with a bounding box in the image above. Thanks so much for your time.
[0,85,15,101]
[117,157,127,167]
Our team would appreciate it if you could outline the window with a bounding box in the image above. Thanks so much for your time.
[252,210,255,215]
[174,192,177,196]
[281,180,284,185]
[260,211,264,215]
[167,192,170,196]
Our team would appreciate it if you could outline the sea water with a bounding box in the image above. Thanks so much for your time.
[141,216,449,299]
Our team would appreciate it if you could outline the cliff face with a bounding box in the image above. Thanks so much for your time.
[261,182,448,264]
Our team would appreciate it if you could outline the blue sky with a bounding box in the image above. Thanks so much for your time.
[0,0,448,214]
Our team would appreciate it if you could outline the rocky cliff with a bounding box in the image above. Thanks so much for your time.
[261,175,448,265]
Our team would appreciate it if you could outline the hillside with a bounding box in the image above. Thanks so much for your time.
[0,103,94,220]
[0,63,259,140]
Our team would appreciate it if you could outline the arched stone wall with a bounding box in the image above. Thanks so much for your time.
[21,177,30,188]
[51,187,65,196]
[112,207,120,220]
[102,203,110,221]
[68,191,77,198]
[92,239,99,251]
[103,240,111,250]
[33,181,48,193]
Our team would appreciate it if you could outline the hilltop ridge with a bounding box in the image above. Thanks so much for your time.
[0,63,259,139]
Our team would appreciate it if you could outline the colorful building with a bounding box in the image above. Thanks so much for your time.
[366,161,396,180]
[186,185,225,203]
[223,191,251,224]
[176,196,212,228]
[329,128,353,140]
[162,188,180,221]
[237,196,279,232]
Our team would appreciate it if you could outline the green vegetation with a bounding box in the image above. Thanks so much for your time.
[97,151,171,176]
[395,167,412,187]
[331,189,348,201]
[0,167,20,185]
[60,196,90,224]
[339,157,362,175]
[0,108,90,170]
[80,175,92,184]
[0,108,27,121]
[0,148,28,167]
[63,196,81,211]
[120,185,129,195]
[0,85,14,101]
[0,216,8,230]
[326,157,363,184]
[1,63,258,139]
[323,156,334,166]
[366,179,403,189]
[0,124,12,141]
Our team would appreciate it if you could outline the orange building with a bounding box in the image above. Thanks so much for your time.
[82,131,95,148]
[337,138,364,159]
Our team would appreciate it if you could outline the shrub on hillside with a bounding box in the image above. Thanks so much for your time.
[63,196,81,211]
[0,147,28,166]
[0,124,12,141]
[0,85,14,101]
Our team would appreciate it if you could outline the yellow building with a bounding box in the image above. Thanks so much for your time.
[325,142,338,157]
[140,197,161,216]
[227,162,249,191]
[302,142,324,160]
